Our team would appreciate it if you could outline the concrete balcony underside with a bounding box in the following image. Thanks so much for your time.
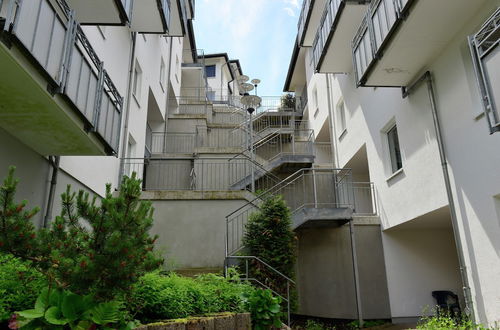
[299,0,328,47]
[167,0,187,36]
[355,0,489,87]
[292,207,353,230]
[65,0,130,25]
[0,43,107,155]
[131,0,170,34]
[315,1,368,73]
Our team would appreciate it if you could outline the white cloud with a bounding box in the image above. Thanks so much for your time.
[283,0,300,9]
[283,7,295,17]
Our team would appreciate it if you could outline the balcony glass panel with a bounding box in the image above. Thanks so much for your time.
[298,0,312,43]
[370,0,398,53]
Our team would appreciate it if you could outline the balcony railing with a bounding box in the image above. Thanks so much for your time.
[149,132,196,154]
[1,0,123,153]
[297,0,313,45]
[314,142,333,163]
[122,157,280,192]
[353,182,377,215]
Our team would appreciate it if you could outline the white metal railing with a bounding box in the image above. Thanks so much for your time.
[353,182,377,215]
[352,0,412,85]
[314,142,333,163]
[150,132,196,154]
[1,0,123,153]
[313,0,342,70]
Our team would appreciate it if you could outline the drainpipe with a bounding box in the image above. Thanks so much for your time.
[162,36,174,153]
[43,156,60,228]
[402,71,475,323]
[118,31,138,184]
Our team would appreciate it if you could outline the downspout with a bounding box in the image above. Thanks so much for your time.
[402,71,475,323]
[162,36,174,153]
[43,156,60,228]
[118,31,138,184]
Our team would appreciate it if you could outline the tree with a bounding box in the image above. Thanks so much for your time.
[242,195,296,297]
[0,166,163,301]
[280,93,296,112]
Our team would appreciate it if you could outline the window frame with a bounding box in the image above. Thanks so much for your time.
[205,65,216,78]
[468,8,500,134]
[386,124,402,174]
[337,100,347,137]
[132,61,142,103]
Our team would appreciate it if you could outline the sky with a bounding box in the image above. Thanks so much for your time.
[193,0,302,96]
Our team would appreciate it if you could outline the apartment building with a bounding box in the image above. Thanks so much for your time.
[285,0,500,325]
[0,0,195,221]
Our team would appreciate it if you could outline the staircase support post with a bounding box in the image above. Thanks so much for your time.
[349,220,363,327]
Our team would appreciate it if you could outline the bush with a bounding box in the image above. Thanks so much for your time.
[128,272,255,323]
[242,195,296,298]
[242,289,282,330]
[416,313,491,330]
[0,253,46,322]
[0,167,163,301]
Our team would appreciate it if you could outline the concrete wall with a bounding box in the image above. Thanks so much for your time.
[296,223,391,320]
[146,193,251,270]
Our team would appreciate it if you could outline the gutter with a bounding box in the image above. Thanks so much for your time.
[118,32,138,184]
[402,71,475,323]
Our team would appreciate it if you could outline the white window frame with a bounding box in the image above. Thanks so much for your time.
[386,123,403,174]
[469,8,500,134]
[337,99,347,138]
[159,58,166,91]
[132,61,142,103]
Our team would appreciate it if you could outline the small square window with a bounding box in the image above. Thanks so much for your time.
[387,125,402,173]
[205,65,216,78]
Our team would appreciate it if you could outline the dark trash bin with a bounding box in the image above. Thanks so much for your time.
[432,290,461,317]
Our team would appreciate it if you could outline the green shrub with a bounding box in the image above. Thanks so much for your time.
[416,313,491,330]
[241,289,282,330]
[305,320,329,330]
[128,272,255,323]
[0,167,163,301]
[0,253,46,322]
[14,287,137,330]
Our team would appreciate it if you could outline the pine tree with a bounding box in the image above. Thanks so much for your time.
[0,166,163,300]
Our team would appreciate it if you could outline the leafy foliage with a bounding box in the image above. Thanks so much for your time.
[13,287,137,329]
[128,272,255,323]
[0,166,163,300]
[242,195,296,299]
[241,289,282,330]
[0,253,46,322]
[280,93,296,111]
[416,312,491,330]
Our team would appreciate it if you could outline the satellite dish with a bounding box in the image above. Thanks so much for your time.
[240,83,255,92]
[251,79,261,85]
[241,95,262,107]
[238,75,250,83]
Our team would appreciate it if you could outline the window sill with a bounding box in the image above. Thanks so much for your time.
[386,168,404,183]
[338,128,347,141]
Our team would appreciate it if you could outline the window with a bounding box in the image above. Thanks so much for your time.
[469,8,500,133]
[133,61,142,101]
[337,100,346,135]
[312,88,319,118]
[205,65,216,78]
[387,124,402,173]
[160,58,166,90]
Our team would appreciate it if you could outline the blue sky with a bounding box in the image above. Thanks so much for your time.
[193,0,301,96]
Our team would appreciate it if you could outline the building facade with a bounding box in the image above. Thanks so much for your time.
[285,0,500,325]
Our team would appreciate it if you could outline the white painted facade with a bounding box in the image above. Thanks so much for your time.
[286,0,500,325]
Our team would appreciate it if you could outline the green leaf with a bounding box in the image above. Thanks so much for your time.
[44,306,69,325]
[89,301,121,325]
[73,320,93,330]
[269,304,280,313]
[17,309,44,319]
[34,288,49,312]
[61,292,85,321]
[49,289,63,307]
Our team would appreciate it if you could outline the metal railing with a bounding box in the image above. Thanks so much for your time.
[226,255,295,327]
[254,130,315,165]
[352,0,412,85]
[149,132,196,154]
[1,0,123,153]
[173,97,211,115]
[314,142,333,163]
[121,156,280,192]
[353,182,377,215]
[212,109,246,125]
[196,126,247,149]
[225,168,354,257]
[312,0,342,70]
[297,0,312,44]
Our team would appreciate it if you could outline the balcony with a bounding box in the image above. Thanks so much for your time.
[352,0,489,87]
[167,0,189,36]
[297,0,327,47]
[0,0,122,155]
[130,0,171,34]
[312,0,369,73]
[65,0,132,25]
